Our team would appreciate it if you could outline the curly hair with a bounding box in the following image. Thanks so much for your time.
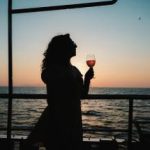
[41,34,76,72]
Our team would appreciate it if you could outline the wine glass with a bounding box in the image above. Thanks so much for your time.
[86,54,96,88]
[86,54,96,68]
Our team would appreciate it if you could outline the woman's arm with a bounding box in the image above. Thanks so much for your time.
[82,68,94,97]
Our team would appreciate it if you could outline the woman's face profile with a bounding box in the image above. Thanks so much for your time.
[66,37,77,58]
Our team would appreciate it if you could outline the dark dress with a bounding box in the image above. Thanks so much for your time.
[28,64,83,150]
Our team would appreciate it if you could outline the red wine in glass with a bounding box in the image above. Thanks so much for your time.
[86,54,96,68]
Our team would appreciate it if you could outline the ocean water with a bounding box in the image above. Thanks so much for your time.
[0,87,150,140]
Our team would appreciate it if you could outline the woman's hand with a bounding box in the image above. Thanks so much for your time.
[85,68,94,81]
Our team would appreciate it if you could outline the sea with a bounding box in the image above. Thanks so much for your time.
[0,87,150,141]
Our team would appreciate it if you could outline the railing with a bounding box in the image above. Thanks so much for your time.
[0,93,150,150]
[11,0,118,13]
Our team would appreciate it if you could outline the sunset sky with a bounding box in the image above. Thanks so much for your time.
[0,0,150,87]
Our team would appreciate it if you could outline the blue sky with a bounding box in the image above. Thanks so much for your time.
[0,0,150,87]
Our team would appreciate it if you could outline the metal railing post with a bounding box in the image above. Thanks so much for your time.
[7,0,13,144]
[128,99,133,150]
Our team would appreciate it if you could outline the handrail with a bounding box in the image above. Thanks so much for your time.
[0,94,150,99]
[12,0,118,14]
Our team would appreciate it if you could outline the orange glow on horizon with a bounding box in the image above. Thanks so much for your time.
[1,57,150,88]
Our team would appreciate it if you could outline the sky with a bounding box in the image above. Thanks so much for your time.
[0,0,150,88]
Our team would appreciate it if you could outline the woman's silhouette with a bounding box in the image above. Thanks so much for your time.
[26,34,94,150]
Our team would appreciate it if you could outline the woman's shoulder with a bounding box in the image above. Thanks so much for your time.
[41,65,83,83]
[41,65,68,83]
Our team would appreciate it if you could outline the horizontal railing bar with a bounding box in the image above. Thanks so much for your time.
[0,128,128,132]
[84,129,128,132]
[0,94,150,99]
[0,94,47,99]
[86,94,150,100]
[12,0,117,14]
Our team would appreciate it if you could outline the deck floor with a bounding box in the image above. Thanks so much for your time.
[0,137,149,150]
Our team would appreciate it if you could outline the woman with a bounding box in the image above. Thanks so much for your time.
[27,34,94,150]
